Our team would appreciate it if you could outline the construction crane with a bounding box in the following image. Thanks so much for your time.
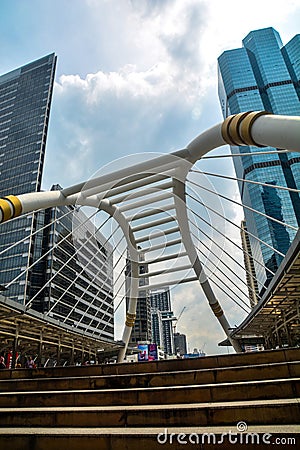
[173,306,186,333]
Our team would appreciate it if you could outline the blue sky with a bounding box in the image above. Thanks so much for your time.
[1,0,300,354]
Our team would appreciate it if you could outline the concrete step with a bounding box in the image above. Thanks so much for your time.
[0,399,299,428]
[1,347,299,380]
[0,426,299,450]
[0,349,299,448]
[0,360,299,392]
[0,378,298,408]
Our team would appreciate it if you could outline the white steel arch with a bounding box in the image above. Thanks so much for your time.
[1,111,299,361]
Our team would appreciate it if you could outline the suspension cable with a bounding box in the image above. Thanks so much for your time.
[21,208,100,309]
[191,169,300,194]
[188,178,298,233]
[63,237,127,337]
[201,149,289,160]
[47,214,114,316]
[208,274,250,314]
[73,230,125,330]
[187,192,285,258]
[186,200,275,280]
[190,227,256,306]
[0,208,71,257]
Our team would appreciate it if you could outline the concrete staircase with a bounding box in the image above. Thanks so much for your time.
[0,347,299,449]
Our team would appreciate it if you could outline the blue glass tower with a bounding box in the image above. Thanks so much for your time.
[218,28,300,292]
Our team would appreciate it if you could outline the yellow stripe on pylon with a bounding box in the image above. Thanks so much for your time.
[125,312,136,327]
[0,199,12,222]
[5,195,23,217]
[0,195,23,222]
[221,111,270,147]
[210,301,224,318]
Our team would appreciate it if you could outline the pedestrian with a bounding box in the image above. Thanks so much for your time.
[25,356,36,369]
[0,354,5,369]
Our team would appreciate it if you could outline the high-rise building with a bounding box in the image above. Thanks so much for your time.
[30,185,114,340]
[218,28,300,291]
[0,55,115,341]
[240,220,259,307]
[174,332,187,356]
[0,54,57,303]
[150,288,176,355]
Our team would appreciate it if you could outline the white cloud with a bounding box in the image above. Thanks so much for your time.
[172,282,246,355]
[43,58,210,189]
[45,0,300,190]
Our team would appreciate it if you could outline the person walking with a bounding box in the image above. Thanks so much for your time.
[0,354,5,369]
[25,356,36,369]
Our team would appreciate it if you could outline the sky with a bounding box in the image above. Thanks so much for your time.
[1,0,300,355]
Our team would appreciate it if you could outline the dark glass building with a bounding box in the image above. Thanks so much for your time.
[30,186,114,340]
[0,54,56,303]
[0,56,115,341]
[174,332,187,356]
[218,28,300,291]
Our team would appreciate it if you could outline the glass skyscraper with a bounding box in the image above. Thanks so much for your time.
[0,55,115,341]
[0,54,57,303]
[218,28,300,294]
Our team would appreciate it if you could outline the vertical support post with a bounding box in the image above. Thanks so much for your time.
[57,336,61,366]
[38,330,44,367]
[70,341,75,366]
[117,260,139,363]
[81,345,84,365]
[11,325,19,370]
[275,317,281,347]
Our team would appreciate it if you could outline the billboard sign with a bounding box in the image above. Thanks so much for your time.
[148,343,158,361]
[138,343,158,361]
[138,344,149,361]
